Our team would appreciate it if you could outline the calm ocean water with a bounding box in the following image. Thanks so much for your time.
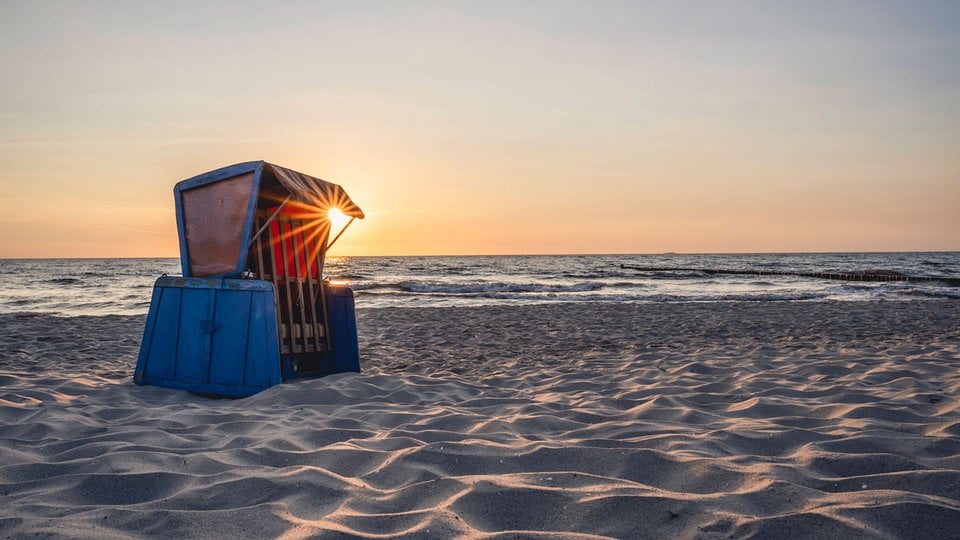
[1,253,958,317]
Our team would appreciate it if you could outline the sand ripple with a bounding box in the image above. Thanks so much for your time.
[1,301,959,538]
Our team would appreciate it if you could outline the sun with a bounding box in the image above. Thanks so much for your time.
[327,207,351,230]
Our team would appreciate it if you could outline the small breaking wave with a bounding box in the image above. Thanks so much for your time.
[897,287,960,300]
[326,273,369,281]
[42,277,83,286]
[354,280,605,295]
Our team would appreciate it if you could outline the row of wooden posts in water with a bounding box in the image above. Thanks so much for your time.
[620,265,960,287]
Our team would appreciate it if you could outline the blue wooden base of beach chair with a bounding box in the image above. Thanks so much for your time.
[134,276,283,397]
[134,277,361,397]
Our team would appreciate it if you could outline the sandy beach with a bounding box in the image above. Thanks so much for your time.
[1,300,959,538]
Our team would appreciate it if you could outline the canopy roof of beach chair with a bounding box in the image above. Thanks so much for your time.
[262,162,364,219]
[174,160,363,277]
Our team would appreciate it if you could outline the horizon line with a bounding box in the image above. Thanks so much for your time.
[2,249,960,261]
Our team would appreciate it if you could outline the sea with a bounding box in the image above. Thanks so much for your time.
[1,253,958,317]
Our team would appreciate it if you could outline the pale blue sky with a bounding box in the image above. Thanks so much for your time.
[1,1,957,256]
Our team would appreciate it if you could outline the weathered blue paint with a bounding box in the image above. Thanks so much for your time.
[173,188,191,278]
[320,287,361,375]
[134,276,282,397]
[175,161,261,191]
[135,277,361,397]
[235,161,265,277]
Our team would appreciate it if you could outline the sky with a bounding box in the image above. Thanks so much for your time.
[1,0,958,257]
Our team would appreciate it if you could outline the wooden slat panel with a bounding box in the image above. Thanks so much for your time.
[290,222,312,352]
[209,290,251,385]
[174,287,216,383]
[301,224,322,351]
[247,209,332,356]
[277,219,301,353]
[266,215,288,354]
[253,212,267,278]
[316,244,330,351]
[143,285,182,382]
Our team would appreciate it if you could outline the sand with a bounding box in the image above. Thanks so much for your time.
[1,300,959,538]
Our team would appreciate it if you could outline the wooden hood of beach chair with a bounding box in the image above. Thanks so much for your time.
[175,161,364,279]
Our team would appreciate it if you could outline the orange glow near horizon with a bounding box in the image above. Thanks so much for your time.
[0,3,958,258]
